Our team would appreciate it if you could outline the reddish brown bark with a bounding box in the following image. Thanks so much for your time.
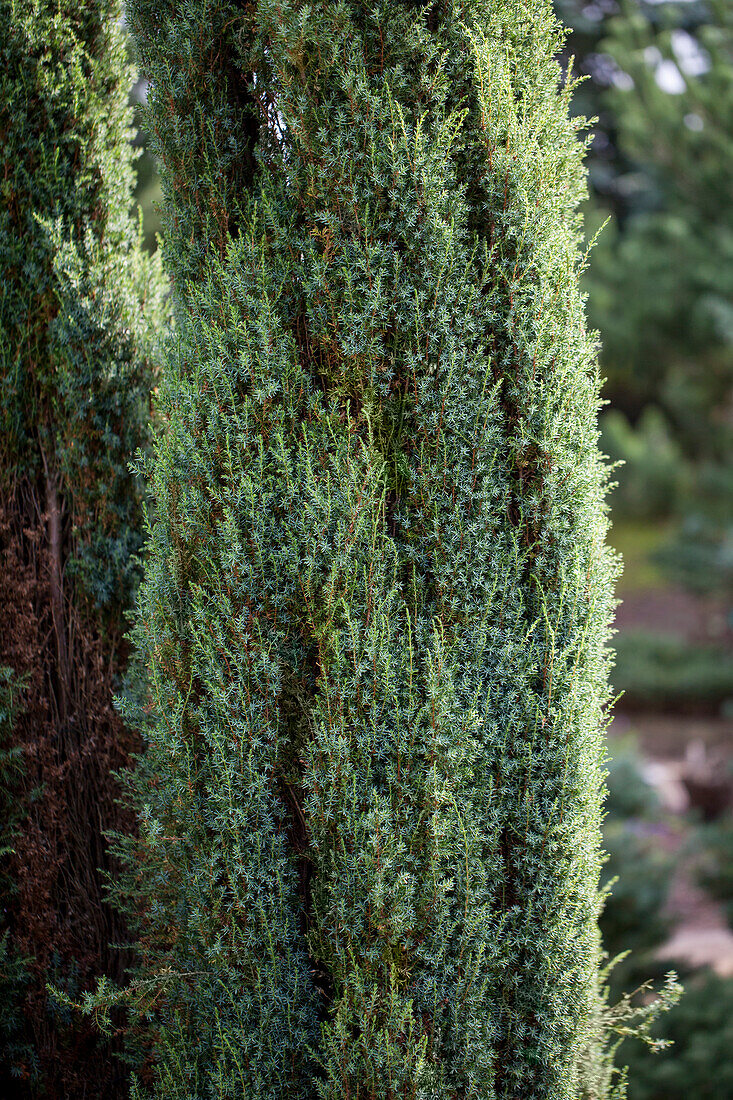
[0,483,135,1098]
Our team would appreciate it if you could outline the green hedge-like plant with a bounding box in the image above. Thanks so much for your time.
[0,2,166,1093]
[601,744,673,994]
[122,1,618,1096]
[621,971,733,1100]
[698,817,733,930]
[613,631,733,714]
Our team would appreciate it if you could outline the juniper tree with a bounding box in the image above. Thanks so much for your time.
[0,2,166,1094]
[123,1,617,1096]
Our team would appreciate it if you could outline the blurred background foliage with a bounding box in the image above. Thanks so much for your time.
[127,2,733,1096]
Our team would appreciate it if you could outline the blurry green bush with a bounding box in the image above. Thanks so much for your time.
[613,631,733,712]
[591,0,733,457]
[605,742,661,821]
[556,1,733,612]
[697,816,733,930]
[602,408,688,521]
[621,970,733,1100]
[658,463,733,601]
[601,742,673,992]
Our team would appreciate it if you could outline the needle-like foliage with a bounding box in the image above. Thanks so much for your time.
[123,1,617,1096]
[0,2,166,1094]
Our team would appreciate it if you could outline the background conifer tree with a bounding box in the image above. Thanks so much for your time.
[0,2,166,1094]
[123,1,617,1096]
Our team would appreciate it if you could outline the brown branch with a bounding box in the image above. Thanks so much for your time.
[41,449,69,724]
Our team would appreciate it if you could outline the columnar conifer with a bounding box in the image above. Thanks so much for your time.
[0,3,166,1094]
[124,1,616,1096]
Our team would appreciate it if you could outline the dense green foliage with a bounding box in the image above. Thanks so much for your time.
[0,2,166,1094]
[119,1,618,1096]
